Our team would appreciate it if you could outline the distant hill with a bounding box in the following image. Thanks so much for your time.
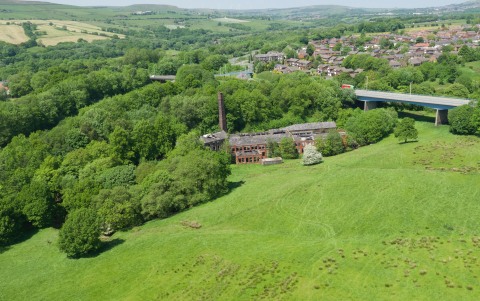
[2,0,480,21]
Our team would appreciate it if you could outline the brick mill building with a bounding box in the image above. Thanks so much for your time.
[201,92,337,164]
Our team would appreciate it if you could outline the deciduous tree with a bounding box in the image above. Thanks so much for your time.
[317,130,345,156]
[279,137,298,159]
[58,208,101,258]
[394,117,418,143]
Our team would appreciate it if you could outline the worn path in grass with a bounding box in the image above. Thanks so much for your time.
[1,122,480,300]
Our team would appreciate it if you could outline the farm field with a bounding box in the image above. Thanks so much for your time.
[0,20,124,46]
[36,24,109,46]
[1,122,480,300]
[0,24,29,44]
[404,21,466,33]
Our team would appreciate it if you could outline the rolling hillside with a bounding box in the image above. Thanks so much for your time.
[1,122,480,300]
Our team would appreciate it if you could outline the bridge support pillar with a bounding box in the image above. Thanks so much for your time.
[364,101,377,111]
[435,109,448,126]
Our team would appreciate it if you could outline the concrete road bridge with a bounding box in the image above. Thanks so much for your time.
[355,89,471,126]
[149,75,176,82]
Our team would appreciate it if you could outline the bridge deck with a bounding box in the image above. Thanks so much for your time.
[149,75,176,81]
[355,89,470,108]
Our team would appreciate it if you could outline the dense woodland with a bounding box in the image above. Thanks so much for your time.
[1,8,480,257]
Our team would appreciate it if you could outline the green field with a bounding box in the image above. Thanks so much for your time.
[1,122,480,300]
[0,2,306,36]
[461,61,480,82]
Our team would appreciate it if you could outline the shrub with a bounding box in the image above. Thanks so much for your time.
[303,144,323,166]
[449,105,477,135]
[317,130,345,156]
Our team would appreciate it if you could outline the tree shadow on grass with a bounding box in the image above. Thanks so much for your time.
[398,111,435,123]
[78,238,125,259]
[0,227,39,254]
[398,140,419,144]
[227,180,245,192]
[0,245,10,254]
[99,238,125,253]
[15,227,39,243]
[0,227,38,254]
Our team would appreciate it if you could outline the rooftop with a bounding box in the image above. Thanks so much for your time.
[201,131,228,144]
[229,132,288,146]
[282,122,337,132]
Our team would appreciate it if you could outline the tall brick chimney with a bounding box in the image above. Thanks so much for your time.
[218,92,227,132]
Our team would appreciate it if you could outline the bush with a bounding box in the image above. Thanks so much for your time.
[58,208,101,258]
[303,144,323,166]
[345,108,397,145]
[449,105,477,135]
[317,130,345,156]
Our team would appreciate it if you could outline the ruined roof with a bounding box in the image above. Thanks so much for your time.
[229,131,289,146]
[292,134,315,142]
[201,131,227,144]
[236,150,262,157]
[282,122,337,132]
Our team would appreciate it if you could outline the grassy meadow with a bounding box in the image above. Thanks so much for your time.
[1,122,480,300]
[461,61,480,84]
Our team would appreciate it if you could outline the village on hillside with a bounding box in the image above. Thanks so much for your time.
[254,24,480,78]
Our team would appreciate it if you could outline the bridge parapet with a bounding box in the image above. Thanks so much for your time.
[355,89,471,126]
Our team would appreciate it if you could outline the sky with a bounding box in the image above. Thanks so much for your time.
[28,0,468,10]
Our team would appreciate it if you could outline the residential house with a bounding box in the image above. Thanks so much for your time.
[254,51,285,62]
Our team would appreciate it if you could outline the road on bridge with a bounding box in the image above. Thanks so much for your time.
[355,89,472,126]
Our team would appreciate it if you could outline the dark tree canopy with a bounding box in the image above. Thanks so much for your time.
[449,105,478,135]
[345,109,397,146]
[58,208,101,258]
